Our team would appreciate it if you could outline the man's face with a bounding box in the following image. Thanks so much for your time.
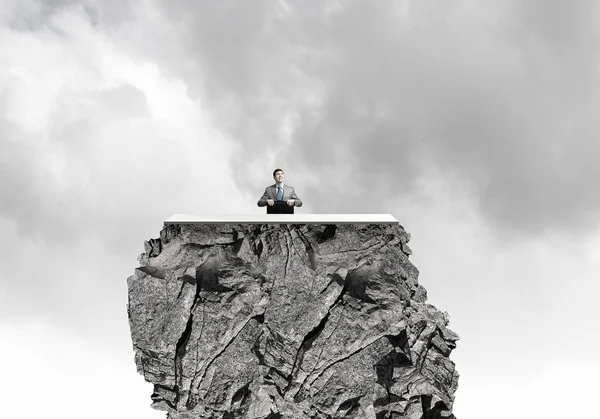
[274,171,284,183]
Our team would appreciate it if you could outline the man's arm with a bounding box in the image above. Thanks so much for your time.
[257,188,269,207]
[290,188,303,207]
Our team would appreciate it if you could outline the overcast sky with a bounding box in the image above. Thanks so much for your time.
[1,0,599,417]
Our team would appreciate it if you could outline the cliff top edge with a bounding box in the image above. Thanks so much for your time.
[164,214,399,224]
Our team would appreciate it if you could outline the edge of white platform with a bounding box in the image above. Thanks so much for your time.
[164,214,399,224]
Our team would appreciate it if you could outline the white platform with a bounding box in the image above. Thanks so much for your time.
[164,214,399,225]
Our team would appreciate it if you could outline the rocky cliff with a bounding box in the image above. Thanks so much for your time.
[127,218,459,418]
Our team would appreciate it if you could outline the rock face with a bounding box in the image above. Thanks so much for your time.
[127,222,459,418]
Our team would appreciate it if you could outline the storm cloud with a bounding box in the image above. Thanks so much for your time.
[148,0,600,236]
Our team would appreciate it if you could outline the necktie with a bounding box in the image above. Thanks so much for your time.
[277,186,283,200]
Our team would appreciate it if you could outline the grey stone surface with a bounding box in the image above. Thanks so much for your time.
[127,222,459,418]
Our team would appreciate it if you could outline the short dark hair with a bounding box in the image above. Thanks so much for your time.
[273,168,284,177]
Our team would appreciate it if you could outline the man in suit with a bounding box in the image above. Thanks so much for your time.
[257,168,303,208]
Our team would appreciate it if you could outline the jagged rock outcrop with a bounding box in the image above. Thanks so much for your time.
[127,221,459,418]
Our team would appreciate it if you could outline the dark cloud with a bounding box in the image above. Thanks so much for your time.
[144,0,600,237]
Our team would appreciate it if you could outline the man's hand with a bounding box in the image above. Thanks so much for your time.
[287,199,295,206]
[267,199,274,206]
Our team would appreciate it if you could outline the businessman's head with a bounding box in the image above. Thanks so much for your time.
[273,168,284,185]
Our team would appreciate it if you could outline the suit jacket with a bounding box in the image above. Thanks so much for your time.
[257,184,303,207]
